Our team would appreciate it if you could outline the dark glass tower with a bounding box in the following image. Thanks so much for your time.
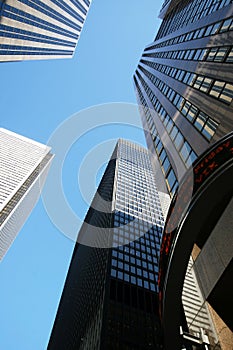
[47,139,168,350]
[0,0,91,61]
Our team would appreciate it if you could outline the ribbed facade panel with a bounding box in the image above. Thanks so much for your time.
[0,0,92,61]
[0,128,53,259]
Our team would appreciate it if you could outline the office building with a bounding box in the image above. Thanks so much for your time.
[48,139,169,350]
[134,0,233,196]
[0,0,92,61]
[0,128,53,260]
[134,1,233,349]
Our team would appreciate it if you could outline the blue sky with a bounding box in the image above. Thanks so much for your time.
[0,1,163,349]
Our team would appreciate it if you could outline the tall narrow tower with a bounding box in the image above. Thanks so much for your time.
[0,128,53,260]
[48,139,169,350]
[134,1,233,348]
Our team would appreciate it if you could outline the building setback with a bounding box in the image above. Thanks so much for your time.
[48,139,170,350]
[134,1,233,349]
[0,128,53,260]
[0,0,92,61]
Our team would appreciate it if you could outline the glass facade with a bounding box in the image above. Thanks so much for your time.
[0,0,92,61]
[48,139,167,349]
[134,0,233,197]
[134,1,233,349]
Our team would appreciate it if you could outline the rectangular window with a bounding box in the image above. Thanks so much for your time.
[167,169,176,191]
[170,125,178,140]
[174,132,184,150]
[194,112,206,130]
[202,119,218,140]
[219,18,232,33]
[215,47,229,62]
[209,81,225,98]
[180,142,191,163]
[219,83,233,104]
[187,105,198,122]
[201,77,213,92]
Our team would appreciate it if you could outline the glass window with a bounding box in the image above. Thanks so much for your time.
[156,141,163,154]
[209,81,225,98]
[219,83,233,103]
[207,48,218,61]
[193,76,204,89]
[159,149,167,164]
[187,105,198,122]
[226,48,233,62]
[186,151,198,168]
[149,272,154,280]
[202,119,218,140]
[137,278,143,287]
[131,276,136,284]
[210,22,220,35]
[201,77,213,92]
[166,119,173,133]
[204,25,213,36]
[143,270,148,278]
[163,157,170,174]
[118,271,123,279]
[174,132,184,150]
[131,266,135,274]
[170,125,179,140]
[219,18,232,33]
[187,73,196,86]
[111,269,117,278]
[180,142,191,162]
[194,112,206,130]
[167,169,176,190]
[181,101,191,116]
[150,283,156,292]
[215,47,229,62]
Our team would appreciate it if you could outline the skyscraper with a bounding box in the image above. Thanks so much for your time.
[0,0,92,61]
[48,139,169,350]
[134,1,233,348]
[0,128,53,260]
[134,0,233,196]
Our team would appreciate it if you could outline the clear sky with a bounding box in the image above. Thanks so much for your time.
[0,1,163,349]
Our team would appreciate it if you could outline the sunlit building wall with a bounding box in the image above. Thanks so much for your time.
[0,128,53,259]
[0,0,92,61]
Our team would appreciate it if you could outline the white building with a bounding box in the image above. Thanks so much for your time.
[0,128,53,260]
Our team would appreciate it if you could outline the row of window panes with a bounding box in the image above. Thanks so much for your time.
[141,107,180,195]
[142,59,233,104]
[111,260,158,279]
[137,66,219,140]
[148,15,233,51]
[2,4,79,40]
[138,75,198,167]
[110,269,157,291]
[144,45,233,67]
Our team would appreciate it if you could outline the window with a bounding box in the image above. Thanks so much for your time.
[219,83,233,103]
[167,169,176,191]
[174,132,184,150]
[209,81,225,98]
[219,18,233,33]
[187,105,198,122]
[180,142,191,163]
